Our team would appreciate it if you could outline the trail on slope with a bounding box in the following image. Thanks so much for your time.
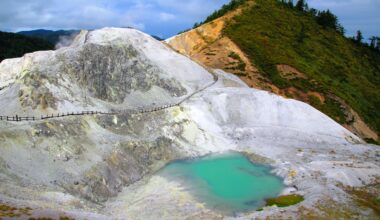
[0,71,218,123]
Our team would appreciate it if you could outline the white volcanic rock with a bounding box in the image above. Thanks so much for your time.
[0,28,379,219]
[0,27,213,116]
[0,57,22,88]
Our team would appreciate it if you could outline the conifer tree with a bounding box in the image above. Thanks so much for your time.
[376,37,380,50]
[287,0,294,8]
[316,10,339,31]
[295,0,305,11]
[356,30,363,43]
[369,36,376,48]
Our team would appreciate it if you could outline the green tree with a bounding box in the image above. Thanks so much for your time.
[304,2,309,11]
[308,8,317,17]
[316,10,338,31]
[337,24,345,35]
[369,36,376,48]
[355,30,363,43]
[295,0,305,11]
[288,0,294,8]
[376,37,380,50]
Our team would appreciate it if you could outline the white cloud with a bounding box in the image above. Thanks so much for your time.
[0,0,378,38]
[159,12,175,21]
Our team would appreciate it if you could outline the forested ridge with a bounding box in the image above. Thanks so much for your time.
[188,0,380,142]
[0,31,54,62]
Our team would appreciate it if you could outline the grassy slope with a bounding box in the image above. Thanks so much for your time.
[224,0,380,136]
[0,31,54,62]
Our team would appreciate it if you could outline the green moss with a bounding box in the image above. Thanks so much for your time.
[0,204,11,211]
[60,216,75,220]
[308,95,346,124]
[373,199,380,206]
[224,0,380,135]
[0,203,32,218]
[237,62,247,71]
[228,52,247,71]
[345,186,380,214]
[364,138,380,145]
[321,98,346,124]
[228,52,240,60]
[205,52,216,56]
[309,95,322,108]
[234,71,247,76]
[266,194,305,207]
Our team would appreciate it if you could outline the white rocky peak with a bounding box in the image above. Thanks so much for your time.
[0,28,213,116]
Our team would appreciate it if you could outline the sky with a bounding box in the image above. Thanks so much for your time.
[0,0,379,39]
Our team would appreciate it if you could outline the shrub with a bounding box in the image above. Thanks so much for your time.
[266,194,305,207]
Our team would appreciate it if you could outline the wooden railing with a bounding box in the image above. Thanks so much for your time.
[0,71,218,122]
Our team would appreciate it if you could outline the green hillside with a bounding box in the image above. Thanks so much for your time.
[0,31,54,62]
[221,0,380,139]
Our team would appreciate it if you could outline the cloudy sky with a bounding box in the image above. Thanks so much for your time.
[0,0,378,39]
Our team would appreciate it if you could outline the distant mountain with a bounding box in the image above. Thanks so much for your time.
[151,35,163,41]
[0,31,54,62]
[18,29,80,45]
[17,29,164,45]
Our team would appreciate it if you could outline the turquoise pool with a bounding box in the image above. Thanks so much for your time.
[159,152,284,214]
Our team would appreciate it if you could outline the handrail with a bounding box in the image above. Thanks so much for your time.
[0,71,218,123]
